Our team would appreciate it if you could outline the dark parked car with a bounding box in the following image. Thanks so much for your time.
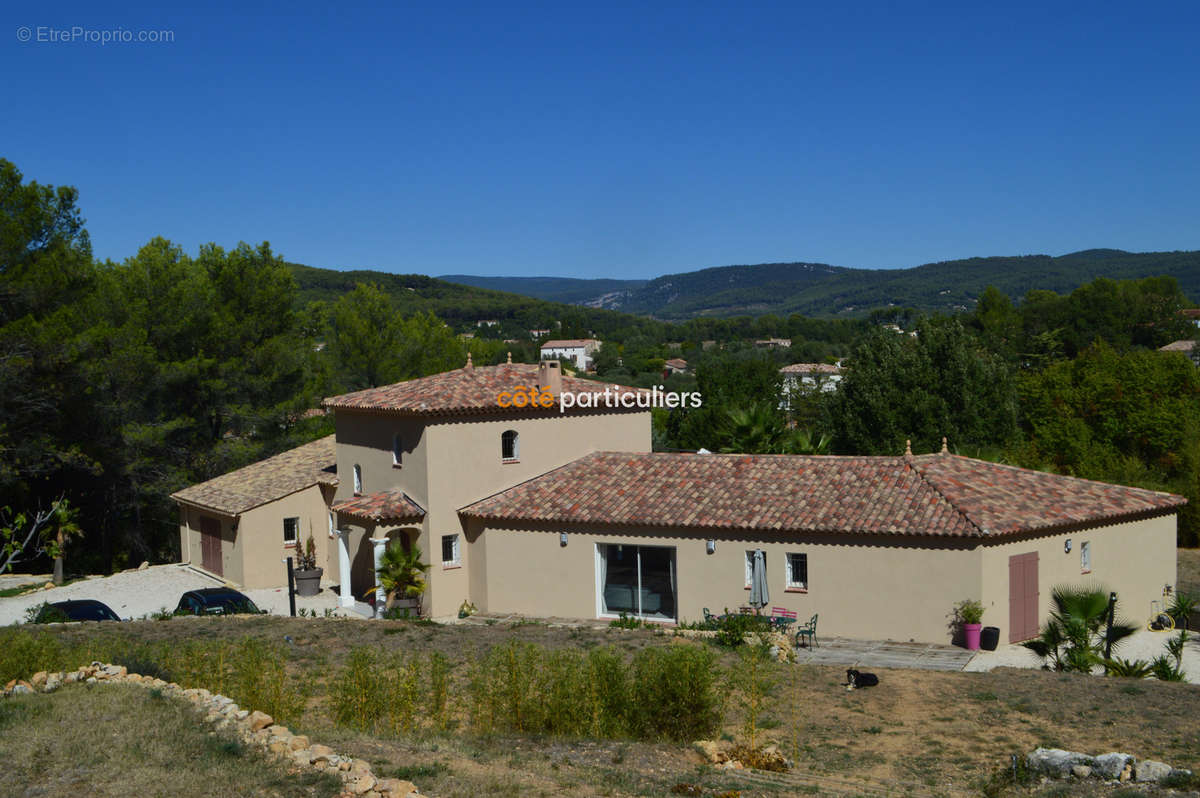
[174,587,262,616]
[32,599,122,623]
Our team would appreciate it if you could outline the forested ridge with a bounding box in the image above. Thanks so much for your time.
[442,249,1200,319]
[3,158,1199,579]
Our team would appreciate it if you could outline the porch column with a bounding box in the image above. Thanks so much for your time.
[336,529,353,608]
[370,536,389,618]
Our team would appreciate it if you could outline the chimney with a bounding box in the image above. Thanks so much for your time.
[537,360,562,399]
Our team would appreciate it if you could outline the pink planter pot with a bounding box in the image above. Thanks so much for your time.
[964,623,982,651]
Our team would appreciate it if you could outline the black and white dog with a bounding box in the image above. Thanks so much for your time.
[845,669,879,690]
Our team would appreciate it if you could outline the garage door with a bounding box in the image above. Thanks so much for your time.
[200,516,223,576]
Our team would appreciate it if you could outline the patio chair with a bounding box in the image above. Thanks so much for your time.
[795,613,818,647]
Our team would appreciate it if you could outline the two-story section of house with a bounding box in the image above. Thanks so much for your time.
[321,359,652,616]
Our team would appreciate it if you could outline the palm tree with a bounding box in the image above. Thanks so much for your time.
[49,499,82,586]
[716,403,832,455]
[373,543,430,610]
[1022,586,1138,672]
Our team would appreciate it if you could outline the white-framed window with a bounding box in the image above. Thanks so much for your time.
[786,552,808,590]
[1080,540,1091,573]
[353,464,362,494]
[501,429,519,461]
[283,517,299,546]
[744,550,766,587]
[392,433,402,466]
[441,534,461,567]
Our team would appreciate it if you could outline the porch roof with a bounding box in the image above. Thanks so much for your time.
[333,490,426,524]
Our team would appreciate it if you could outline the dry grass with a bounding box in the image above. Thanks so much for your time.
[9,615,1200,797]
[0,683,340,798]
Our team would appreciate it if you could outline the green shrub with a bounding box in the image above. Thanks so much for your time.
[227,638,307,726]
[631,644,723,741]
[712,612,773,648]
[330,647,391,731]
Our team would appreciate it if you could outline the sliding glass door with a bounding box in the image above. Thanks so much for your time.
[597,543,676,621]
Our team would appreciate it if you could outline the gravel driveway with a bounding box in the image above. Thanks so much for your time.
[0,564,351,625]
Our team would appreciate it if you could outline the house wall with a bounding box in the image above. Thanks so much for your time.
[465,520,981,643]
[238,484,336,590]
[178,505,241,584]
[979,515,1177,643]
[425,410,650,617]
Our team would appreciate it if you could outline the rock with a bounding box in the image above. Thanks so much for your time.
[309,743,336,764]
[64,672,80,684]
[221,703,240,717]
[348,758,372,774]
[138,561,150,570]
[101,665,126,678]
[349,775,376,795]
[1027,748,1095,778]
[1136,760,1173,783]
[43,674,62,693]
[289,735,310,751]
[693,740,727,764]
[247,710,274,731]
[85,676,97,684]
[11,682,33,696]
[43,581,55,590]
[1169,768,1194,782]
[376,779,416,797]
[269,740,290,755]
[234,709,249,721]
[1071,764,1092,779]
[1093,753,1134,781]
[339,760,351,771]
[268,724,291,739]
[291,749,312,766]
[30,671,48,689]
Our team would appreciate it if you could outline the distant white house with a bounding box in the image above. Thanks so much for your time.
[540,339,601,370]
[663,358,689,376]
[780,363,843,409]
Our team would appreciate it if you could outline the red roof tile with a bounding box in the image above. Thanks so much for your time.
[171,436,337,516]
[323,364,643,416]
[460,452,1184,538]
[780,363,842,375]
[332,490,426,523]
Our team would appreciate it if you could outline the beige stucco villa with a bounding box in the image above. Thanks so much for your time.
[172,359,1185,644]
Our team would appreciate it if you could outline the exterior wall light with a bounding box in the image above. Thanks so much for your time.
[559,532,568,547]
[706,539,716,554]
[1064,539,1072,553]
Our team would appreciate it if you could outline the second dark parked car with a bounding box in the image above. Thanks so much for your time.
[174,587,263,616]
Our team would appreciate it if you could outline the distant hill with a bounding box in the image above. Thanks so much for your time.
[444,249,1200,319]
[438,275,646,305]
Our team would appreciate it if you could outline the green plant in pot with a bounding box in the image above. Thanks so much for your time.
[293,534,323,597]
[374,543,430,617]
[954,599,985,650]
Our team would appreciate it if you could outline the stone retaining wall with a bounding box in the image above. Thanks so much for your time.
[3,663,426,798]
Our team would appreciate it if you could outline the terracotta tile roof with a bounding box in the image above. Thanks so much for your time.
[665,358,688,369]
[171,436,337,516]
[780,363,842,375]
[323,364,643,416]
[540,339,599,349]
[460,451,1184,539]
[332,490,425,523]
[1159,340,1198,352]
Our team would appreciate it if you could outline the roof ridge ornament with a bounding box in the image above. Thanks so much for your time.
[506,351,512,364]
[464,352,473,370]
[941,436,948,455]
[904,439,913,457]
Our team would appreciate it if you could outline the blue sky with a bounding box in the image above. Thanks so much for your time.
[4,2,1199,278]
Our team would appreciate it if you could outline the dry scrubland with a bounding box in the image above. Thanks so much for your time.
[2,616,1200,798]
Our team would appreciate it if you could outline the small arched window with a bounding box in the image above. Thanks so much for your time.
[353,464,363,494]
[501,430,519,462]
